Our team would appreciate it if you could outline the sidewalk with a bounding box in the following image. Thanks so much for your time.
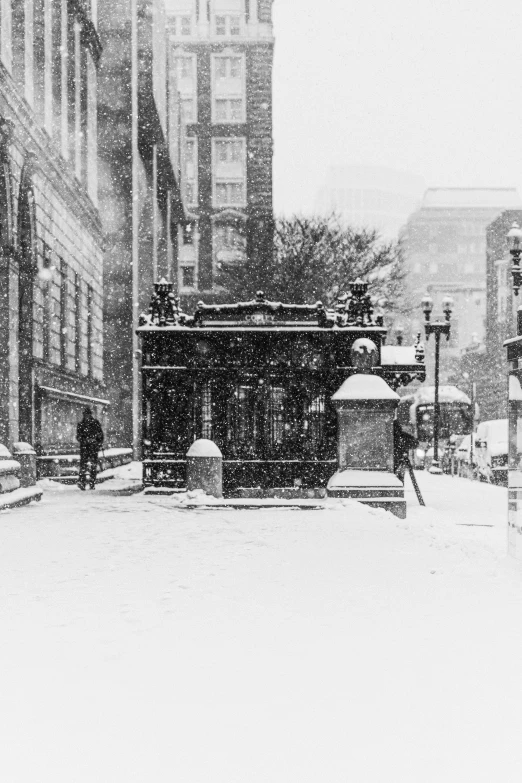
[0,471,519,783]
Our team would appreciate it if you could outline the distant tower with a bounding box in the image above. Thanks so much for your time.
[166,0,274,299]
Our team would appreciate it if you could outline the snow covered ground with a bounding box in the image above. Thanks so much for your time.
[1,470,522,782]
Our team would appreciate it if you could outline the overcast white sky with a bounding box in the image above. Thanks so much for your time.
[273,0,522,215]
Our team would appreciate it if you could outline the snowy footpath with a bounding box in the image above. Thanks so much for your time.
[1,469,522,782]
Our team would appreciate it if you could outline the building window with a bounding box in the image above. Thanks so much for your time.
[215,99,243,123]
[0,143,13,251]
[181,98,195,123]
[44,0,53,134]
[185,138,197,206]
[179,221,198,290]
[86,54,97,202]
[39,247,62,366]
[0,0,13,72]
[25,0,35,106]
[63,266,79,372]
[181,266,195,289]
[60,259,68,367]
[213,222,247,270]
[212,54,245,124]
[212,138,246,207]
[174,54,197,123]
[201,383,212,439]
[214,14,242,36]
[87,284,93,378]
[79,281,89,376]
[497,260,508,324]
[172,15,193,36]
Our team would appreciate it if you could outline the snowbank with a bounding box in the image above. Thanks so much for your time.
[1,472,521,782]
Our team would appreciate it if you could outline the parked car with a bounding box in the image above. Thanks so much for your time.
[423,445,446,472]
[475,419,508,485]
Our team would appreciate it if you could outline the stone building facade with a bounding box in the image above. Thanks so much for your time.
[165,0,274,302]
[479,209,522,421]
[98,0,185,451]
[401,188,522,382]
[0,0,105,455]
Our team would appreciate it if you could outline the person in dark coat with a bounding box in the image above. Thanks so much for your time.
[76,407,104,490]
[393,418,418,482]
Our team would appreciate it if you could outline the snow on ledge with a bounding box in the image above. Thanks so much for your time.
[332,373,399,401]
[0,485,42,510]
[328,470,402,488]
[187,440,223,458]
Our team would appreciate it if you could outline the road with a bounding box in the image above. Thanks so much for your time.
[0,472,520,783]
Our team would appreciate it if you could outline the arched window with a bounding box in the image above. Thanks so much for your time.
[18,154,38,445]
[0,118,14,253]
[18,158,37,272]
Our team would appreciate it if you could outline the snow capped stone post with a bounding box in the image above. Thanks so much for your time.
[186,439,223,499]
[332,372,399,473]
[11,442,37,488]
[327,339,406,518]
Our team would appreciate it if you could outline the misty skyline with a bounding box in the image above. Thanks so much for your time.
[273,0,522,217]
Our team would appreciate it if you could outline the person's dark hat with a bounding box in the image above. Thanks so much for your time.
[83,406,92,415]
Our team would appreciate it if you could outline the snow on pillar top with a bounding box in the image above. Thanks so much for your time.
[332,374,400,403]
[187,439,223,458]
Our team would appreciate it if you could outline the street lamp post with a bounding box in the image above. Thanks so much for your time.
[421,293,453,474]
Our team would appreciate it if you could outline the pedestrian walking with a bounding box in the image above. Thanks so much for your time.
[393,418,418,483]
[76,407,104,490]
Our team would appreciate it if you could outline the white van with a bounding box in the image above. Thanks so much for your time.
[475,419,508,484]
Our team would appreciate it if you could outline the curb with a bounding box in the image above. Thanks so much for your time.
[0,486,43,511]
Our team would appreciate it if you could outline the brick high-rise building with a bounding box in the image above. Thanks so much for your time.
[0,0,105,455]
[165,0,274,300]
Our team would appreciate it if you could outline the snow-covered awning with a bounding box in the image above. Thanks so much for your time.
[38,386,110,406]
[381,346,420,366]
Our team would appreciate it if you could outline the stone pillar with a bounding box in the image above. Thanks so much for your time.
[0,444,21,494]
[186,439,223,498]
[327,372,406,518]
[0,250,19,447]
[333,373,399,472]
[12,442,37,487]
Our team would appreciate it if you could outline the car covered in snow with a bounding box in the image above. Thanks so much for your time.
[475,419,508,485]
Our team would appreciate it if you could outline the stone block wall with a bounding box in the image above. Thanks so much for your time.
[0,0,106,454]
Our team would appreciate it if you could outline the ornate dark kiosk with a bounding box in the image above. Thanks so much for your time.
[138,280,425,509]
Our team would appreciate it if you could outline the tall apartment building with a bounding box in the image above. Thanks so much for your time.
[315,165,424,241]
[0,0,105,455]
[402,188,522,365]
[480,209,522,420]
[166,0,274,300]
[98,0,185,450]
